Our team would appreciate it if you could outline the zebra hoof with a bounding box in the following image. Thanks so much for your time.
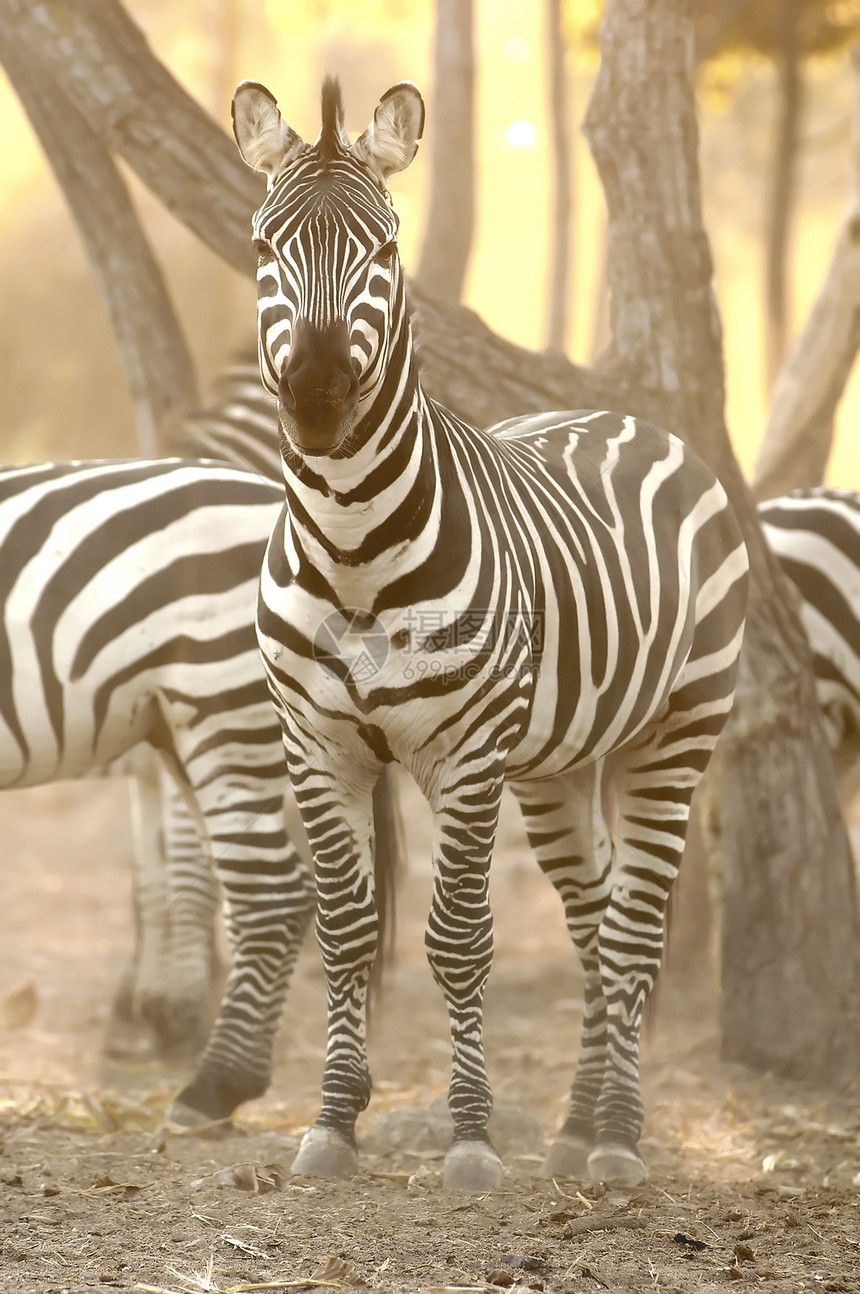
[539,1133,592,1179]
[587,1143,647,1185]
[291,1127,358,1179]
[443,1141,503,1193]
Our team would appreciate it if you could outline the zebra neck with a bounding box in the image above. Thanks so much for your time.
[278,346,439,583]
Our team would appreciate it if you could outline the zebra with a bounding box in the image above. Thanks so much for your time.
[104,747,225,1061]
[104,352,282,1060]
[758,488,860,796]
[160,349,280,481]
[0,455,315,1123]
[230,76,749,1189]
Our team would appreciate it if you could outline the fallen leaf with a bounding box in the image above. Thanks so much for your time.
[673,1233,709,1251]
[310,1256,366,1287]
[223,1234,271,1259]
[82,1175,144,1199]
[193,1162,286,1193]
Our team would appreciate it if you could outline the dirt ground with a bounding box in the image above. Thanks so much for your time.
[1,777,859,1294]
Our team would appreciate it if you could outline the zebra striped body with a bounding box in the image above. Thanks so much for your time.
[231,78,749,1188]
[0,457,313,1119]
[110,354,282,1059]
[759,488,860,789]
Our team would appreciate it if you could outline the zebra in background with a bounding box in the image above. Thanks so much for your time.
[160,349,280,481]
[0,456,315,1123]
[104,747,225,1061]
[103,352,282,1060]
[758,489,860,796]
[230,76,749,1189]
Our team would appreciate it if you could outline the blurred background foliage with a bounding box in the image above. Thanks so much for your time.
[0,0,858,486]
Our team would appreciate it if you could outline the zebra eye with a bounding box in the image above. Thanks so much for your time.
[375,240,398,265]
[254,239,275,265]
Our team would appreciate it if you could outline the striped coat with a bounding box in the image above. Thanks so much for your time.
[232,76,749,1188]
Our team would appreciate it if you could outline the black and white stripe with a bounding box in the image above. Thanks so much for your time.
[161,350,280,482]
[759,488,860,788]
[232,77,750,1188]
[0,457,314,1121]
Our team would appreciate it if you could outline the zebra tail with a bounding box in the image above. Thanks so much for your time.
[368,765,407,1021]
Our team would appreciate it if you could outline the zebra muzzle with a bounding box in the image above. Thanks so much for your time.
[278,319,360,453]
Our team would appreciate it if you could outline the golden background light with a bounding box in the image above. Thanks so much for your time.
[0,0,856,487]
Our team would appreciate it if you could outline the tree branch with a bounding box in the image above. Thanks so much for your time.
[0,18,198,452]
[1,0,265,277]
[584,0,860,1081]
[753,42,860,500]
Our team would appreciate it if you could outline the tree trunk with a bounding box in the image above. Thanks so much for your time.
[412,0,475,301]
[0,0,265,278]
[545,0,573,352]
[0,20,198,452]
[754,42,860,501]
[0,0,667,432]
[584,0,860,1082]
[765,0,803,389]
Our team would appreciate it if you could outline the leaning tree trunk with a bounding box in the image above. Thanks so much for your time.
[764,0,803,390]
[753,42,860,501]
[584,0,860,1081]
[0,19,198,452]
[412,0,476,301]
[545,0,573,351]
[0,0,666,431]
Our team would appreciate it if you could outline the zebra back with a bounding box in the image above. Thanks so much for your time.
[158,349,283,483]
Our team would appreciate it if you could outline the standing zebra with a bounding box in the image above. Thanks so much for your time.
[231,77,749,1188]
[0,457,314,1122]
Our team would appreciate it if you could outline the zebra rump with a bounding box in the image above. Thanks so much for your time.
[0,455,310,1122]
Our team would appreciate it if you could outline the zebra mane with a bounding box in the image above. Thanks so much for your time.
[319,76,347,164]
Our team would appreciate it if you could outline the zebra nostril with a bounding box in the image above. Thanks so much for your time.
[279,381,297,413]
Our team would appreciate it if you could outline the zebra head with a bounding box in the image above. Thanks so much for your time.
[232,77,425,459]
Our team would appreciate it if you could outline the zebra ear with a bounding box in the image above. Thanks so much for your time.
[232,81,305,184]
[352,82,425,182]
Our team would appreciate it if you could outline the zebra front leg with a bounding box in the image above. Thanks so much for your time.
[511,768,615,1180]
[291,772,380,1179]
[424,775,504,1192]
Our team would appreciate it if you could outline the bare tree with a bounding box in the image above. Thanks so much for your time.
[754,43,860,500]
[584,0,859,1081]
[413,0,476,301]
[0,18,198,451]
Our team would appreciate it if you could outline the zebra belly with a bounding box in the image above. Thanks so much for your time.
[0,686,156,788]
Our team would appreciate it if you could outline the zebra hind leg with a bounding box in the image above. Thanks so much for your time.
[511,768,615,1180]
[584,728,712,1184]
